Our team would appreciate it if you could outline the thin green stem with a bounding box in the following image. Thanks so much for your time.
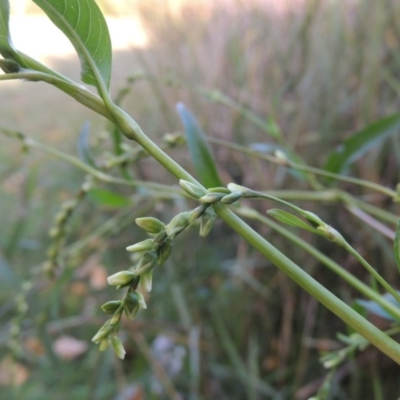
[342,241,400,303]
[207,137,397,198]
[235,205,400,321]
[213,203,400,364]
[0,71,111,119]
[0,128,182,198]
[102,103,400,364]
[7,70,399,363]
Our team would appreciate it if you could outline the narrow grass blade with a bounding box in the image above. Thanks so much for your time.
[33,0,112,91]
[324,113,400,174]
[394,219,400,274]
[176,102,223,188]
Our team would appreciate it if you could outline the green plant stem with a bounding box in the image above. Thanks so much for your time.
[235,205,400,321]
[102,103,400,365]
[342,241,400,303]
[242,189,400,303]
[339,193,397,225]
[213,203,400,364]
[0,71,111,119]
[0,128,182,198]
[207,136,397,198]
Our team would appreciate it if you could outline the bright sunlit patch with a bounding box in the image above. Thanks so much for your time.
[7,15,149,66]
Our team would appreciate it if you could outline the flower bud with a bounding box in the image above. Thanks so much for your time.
[133,251,157,275]
[92,320,112,343]
[200,209,217,237]
[124,292,139,320]
[221,192,242,204]
[157,237,173,265]
[179,180,207,199]
[124,291,147,320]
[140,270,153,292]
[101,300,122,315]
[188,204,208,223]
[208,186,231,194]
[274,150,289,165]
[126,239,154,252]
[301,211,324,228]
[135,217,165,234]
[199,193,225,204]
[111,336,126,359]
[227,183,247,193]
[99,339,110,352]
[166,212,191,238]
[317,225,345,244]
[107,270,135,286]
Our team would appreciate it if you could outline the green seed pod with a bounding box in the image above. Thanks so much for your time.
[111,336,126,359]
[135,217,165,234]
[124,291,146,320]
[126,239,154,253]
[199,193,225,204]
[166,212,191,238]
[107,270,135,286]
[124,292,139,316]
[221,191,242,204]
[179,180,207,199]
[157,237,173,265]
[133,250,157,275]
[200,209,217,237]
[101,300,122,315]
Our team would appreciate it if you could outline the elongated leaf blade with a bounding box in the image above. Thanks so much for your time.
[0,0,14,58]
[33,0,112,90]
[325,113,400,174]
[176,102,223,188]
[394,219,400,274]
[356,292,400,322]
[267,209,318,233]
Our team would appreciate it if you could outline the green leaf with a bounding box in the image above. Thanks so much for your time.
[33,0,112,91]
[324,113,400,174]
[0,0,15,58]
[88,189,130,208]
[394,219,400,274]
[356,293,400,322]
[176,102,223,188]
[267,209,318,233]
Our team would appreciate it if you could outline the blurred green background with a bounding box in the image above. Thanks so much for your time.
[1,0,400,398]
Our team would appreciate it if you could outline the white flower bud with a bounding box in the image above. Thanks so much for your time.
[107,270,135,286]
